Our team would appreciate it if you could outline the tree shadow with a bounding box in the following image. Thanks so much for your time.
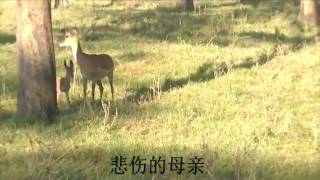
[1,141,320,179]
[53,6,227,46]
[0,75,18,121]
[51,92,165,126]
[125,62,227,103]
[125,41,303,103]
[239,31,316,45]
[239,0,299,10]
[0,32,15,44]
[0,108,15,121]
[235,42,304,70]
[119,50,152,63]
[51,0,307,49]
[161,62,220,91]
[94,7,212,43]
[208,1,239,8]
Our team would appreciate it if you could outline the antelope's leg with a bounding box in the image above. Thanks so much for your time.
[74,63,77,82]
[66,92,71,106]
[72,61,77,92]
[83,78,88,101]
[97,80,104,101]
[57,90,61,108]
[92,81,96,100]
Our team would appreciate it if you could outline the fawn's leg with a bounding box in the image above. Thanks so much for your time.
[82,79,93,111]
[66,92,71,106]
[92,81,96,101]
[57,91,61,105]
[107,71,114,100]
[72,62,77,92]
[83,78,88,102]
[97,80,104,101]
[57,90,61,109]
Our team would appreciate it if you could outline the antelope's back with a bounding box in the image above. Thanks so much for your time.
[79,53,114,81]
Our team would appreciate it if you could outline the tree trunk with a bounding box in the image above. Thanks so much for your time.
[177,0,194,11]
[298,0,318,24]
[16,0,57,119]
[54,0,64,8]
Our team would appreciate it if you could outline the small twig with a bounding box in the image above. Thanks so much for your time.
[101,100,110,120]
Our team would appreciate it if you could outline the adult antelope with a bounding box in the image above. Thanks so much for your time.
[59,30,114,102]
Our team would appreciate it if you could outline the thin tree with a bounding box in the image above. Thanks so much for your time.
[298,0,318,24]
[16,0,57,118]
[177,0,194,11]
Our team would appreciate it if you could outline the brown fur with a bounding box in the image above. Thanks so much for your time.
[59,31,114,101]
[56,60,73,108]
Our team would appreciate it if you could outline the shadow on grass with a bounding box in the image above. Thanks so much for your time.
[119,50,152,63]
[125,61,228,103]
[239,31,316,45]
[239,0,299,10]
[0,108,15,121]
[235,42,303,69]
[125,42,303,103]
[53,94,164,124]
[61,0,303,48]
[162,62,217,91]
[1,141,320,180]
[208,1,239,8]
[50,0,311,54]
[87,7,213,44]
[0,32,15,44]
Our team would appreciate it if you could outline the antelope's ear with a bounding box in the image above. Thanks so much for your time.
[64,60,68,69]
[71,29,79,37]
[60,28,66,35]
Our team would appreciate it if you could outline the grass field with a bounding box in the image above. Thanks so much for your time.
[0,0,320,179]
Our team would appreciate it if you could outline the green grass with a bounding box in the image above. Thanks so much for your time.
[1,0,320,179]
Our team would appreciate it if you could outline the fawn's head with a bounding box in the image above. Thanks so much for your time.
[64,60,74,81]
[59,30,79,48]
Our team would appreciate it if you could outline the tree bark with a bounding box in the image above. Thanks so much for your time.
[177,0,194,11]
[298,0,318,24]
[54,0,64,9]
[16,0,57,118]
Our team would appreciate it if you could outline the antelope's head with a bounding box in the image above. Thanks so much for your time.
[58,30,79,48]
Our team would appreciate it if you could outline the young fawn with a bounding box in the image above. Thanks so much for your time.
[58,30,114,102]
[56,60,74,106]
